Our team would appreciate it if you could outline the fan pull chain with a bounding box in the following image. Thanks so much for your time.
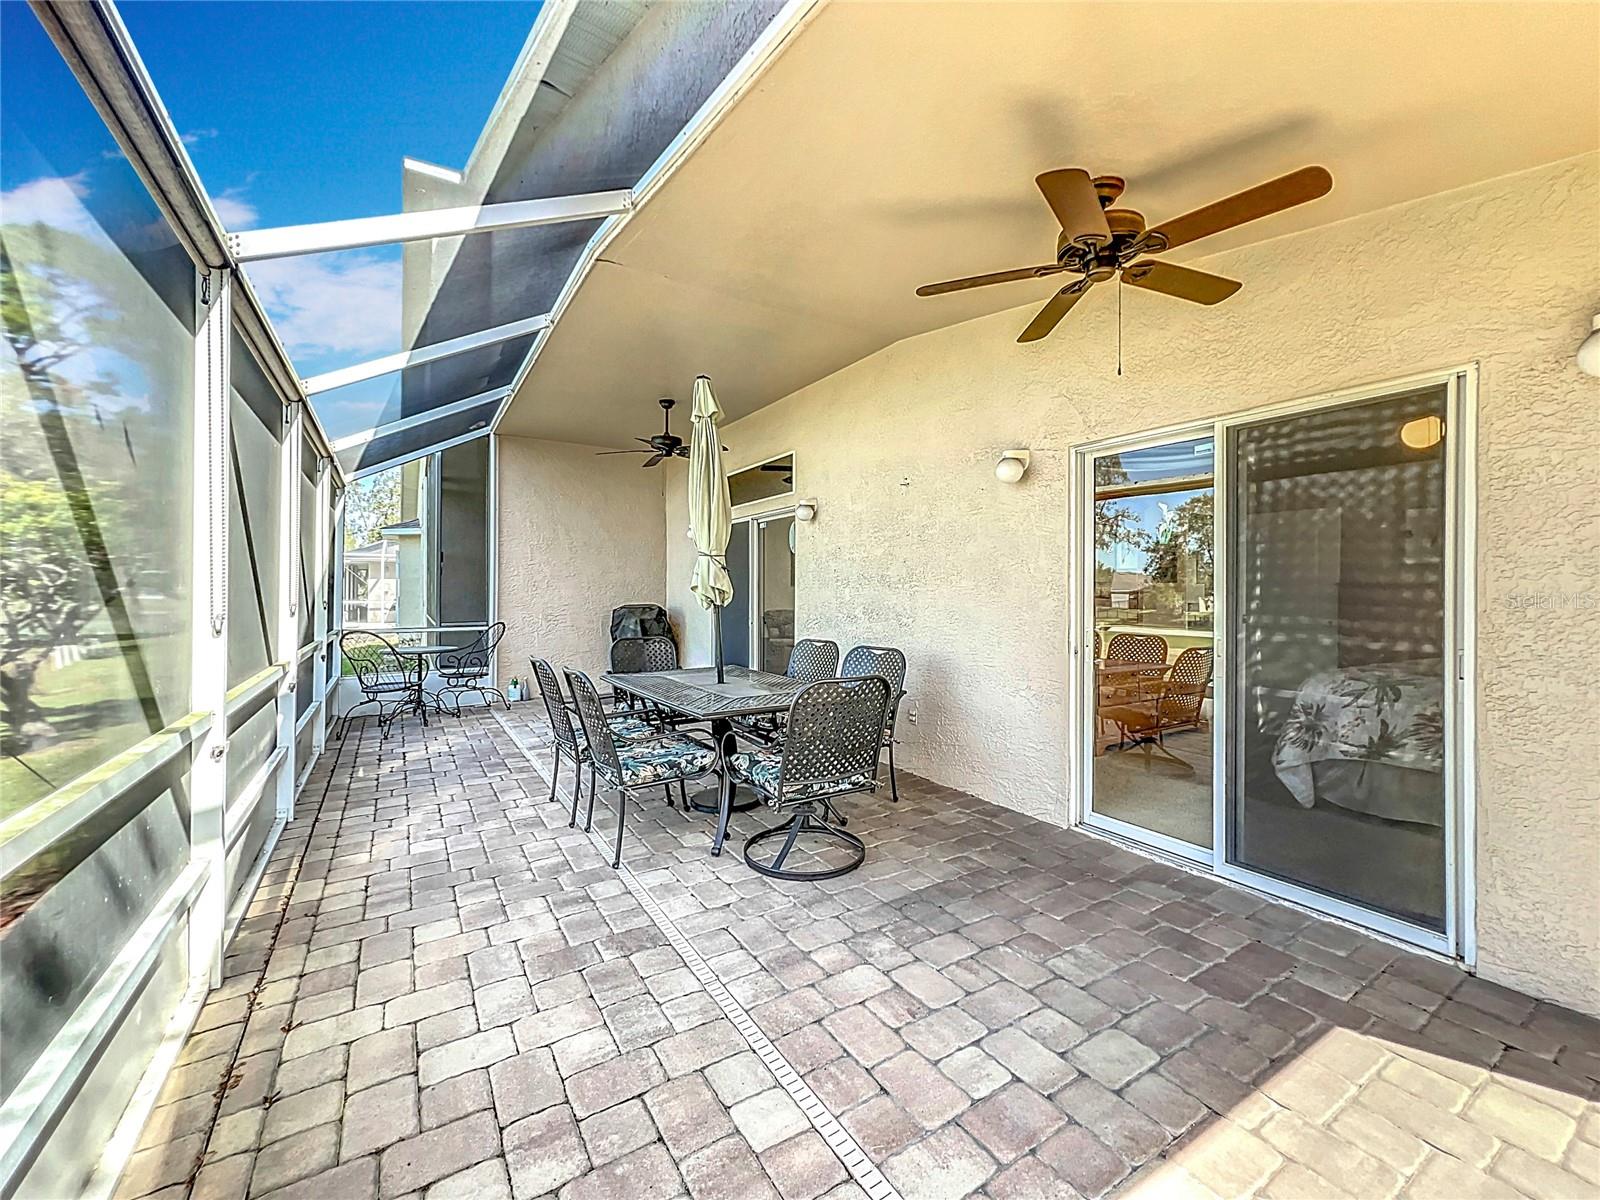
[1116,276,1123,376]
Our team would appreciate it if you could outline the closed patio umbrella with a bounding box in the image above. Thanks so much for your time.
[688,374,734,682]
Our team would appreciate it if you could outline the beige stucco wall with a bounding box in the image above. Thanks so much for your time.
[496,435,667,690]
[661,154,1600,1011]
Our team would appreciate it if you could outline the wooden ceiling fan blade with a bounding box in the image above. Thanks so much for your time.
[1017,279,1092,343]
[916,263,1064,297]
[1144,165,1332,253]
[642,453,666,468]
[1036,169,1111,246]
[596,448,649,456]
[1122,261,1241,305]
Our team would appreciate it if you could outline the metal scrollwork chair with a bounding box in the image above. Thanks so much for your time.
[338,630,410,738]
[733,637,840,742]
[529,658,654,823]
[437,622,508,715]
[726,675,892,881]
[565,669,719,868]
[840,645,908,803]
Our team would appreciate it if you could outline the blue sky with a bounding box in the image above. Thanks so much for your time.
[120,1,542,385]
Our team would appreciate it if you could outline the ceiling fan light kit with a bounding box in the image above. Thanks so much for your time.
[916,165,1334,346]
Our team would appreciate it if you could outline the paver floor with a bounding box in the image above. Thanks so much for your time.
[117,707,1600,1200]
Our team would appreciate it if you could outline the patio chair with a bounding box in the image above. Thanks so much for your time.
[840,645,908,802]
[1101,631,1170,706]
[530,658,656,820]
[726,675,892,881]
[1101,646,1214,767]
[733,637,840,742]
[436,622,508,715]
[566,669,719,868]
[610,635,687,728]
[337,630,411,738]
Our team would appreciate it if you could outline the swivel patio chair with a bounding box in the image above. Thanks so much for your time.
[530,658,655,822]
[566,669,719,868]
[733,637,839,743]
[1101,646,1213,768]
[436,622,508,715]
[1101,631,1170,706]
[840,645,908,802]
[338,630,411,738]
[726,674,892,881]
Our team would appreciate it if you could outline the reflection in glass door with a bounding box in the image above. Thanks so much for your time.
[1225,385,1452,933]
[756,515,797,674]
[1085,435,1216,858]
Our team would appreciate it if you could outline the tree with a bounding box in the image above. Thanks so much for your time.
[344,468,402,549]
[1144,492,1214,585]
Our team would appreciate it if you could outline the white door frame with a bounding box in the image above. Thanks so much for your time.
[1068,365,1478,960]
[728,505,798,670]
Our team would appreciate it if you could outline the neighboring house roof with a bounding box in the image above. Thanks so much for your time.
[1108,572,1150,592]
[380,518,423,537]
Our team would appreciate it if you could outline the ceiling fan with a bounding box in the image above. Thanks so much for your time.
[596,397,689,467]
[915,165,1333,343]
[597,397,728,467]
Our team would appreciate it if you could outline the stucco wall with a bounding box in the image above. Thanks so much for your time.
[496,435,667,690]
[662,154,1600,1011]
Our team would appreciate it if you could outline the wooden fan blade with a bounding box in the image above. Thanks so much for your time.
[642,453,666,468]
[1144,166,1332,253]
[1017,279,1092,343]
[1036,169,1111,246]
[1121,260,1241,305]
[596,448,649,456]
[916,263,1064,297]
[635,437,657,447]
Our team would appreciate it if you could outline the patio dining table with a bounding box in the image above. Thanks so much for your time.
[391,643,457,726]
[603,665,806,855]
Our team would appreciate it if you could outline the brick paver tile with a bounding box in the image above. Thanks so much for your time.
[647,1073,736,1158]
[1465,1082,1578,1161]
[341,1075,420,1160]
[489,1047,564,1125]
[876,1049,972,1129]
[729,1088,809,1153]
[958,1081,1065,1163]
[681,1134,781,1200]
[1069,1029,1160,1090]
[502,1103,588,1197]
[759,1130,847,1200]
[1036,1123,1128,1197]
[578,1097,658,1166]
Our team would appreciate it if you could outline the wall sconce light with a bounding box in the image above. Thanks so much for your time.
[1398,415,1443,450]
[1577,314,1600,378]
[994,450,1031,484]
[794,498,818,522]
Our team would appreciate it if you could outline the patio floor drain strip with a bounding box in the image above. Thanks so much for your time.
[490,710,901,1200]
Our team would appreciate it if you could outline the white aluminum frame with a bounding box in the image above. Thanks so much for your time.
[330,386,510,453]
[303,314,551,396]
[1068,366,1479,959]
[229,190,633,261]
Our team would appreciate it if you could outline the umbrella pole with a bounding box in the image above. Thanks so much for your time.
[712,605,725,684]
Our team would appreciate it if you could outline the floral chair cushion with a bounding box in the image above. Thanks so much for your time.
[568,713,655,753]
[727,748,874,809]
[609,735,717,787]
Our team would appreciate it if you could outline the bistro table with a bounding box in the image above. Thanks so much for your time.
[391,643,457,725]
[603,665,806,856]
[1094,658,1172,755]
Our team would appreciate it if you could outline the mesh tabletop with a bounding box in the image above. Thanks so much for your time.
[603,666,804,719]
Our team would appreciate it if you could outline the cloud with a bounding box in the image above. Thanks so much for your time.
[245,251,402,361]
[0,172,101,238]
[211,187,258,229]
[181,128,219,146]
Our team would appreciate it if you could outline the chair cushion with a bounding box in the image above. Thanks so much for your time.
[572,714,656,753]
[727,748,873,808]
[615,736,717,787]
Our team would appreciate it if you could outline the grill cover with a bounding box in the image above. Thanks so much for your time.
[610,605,673,644]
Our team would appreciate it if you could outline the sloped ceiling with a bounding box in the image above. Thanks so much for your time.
[499,0,1600,447]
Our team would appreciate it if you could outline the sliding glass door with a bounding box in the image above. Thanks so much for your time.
[1075,371,1471,953]
[1222,383,1455,938]
[719,510,797,672]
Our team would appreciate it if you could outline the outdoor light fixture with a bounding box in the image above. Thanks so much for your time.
[795,498,818,522]
[1577,314,1600,378]
[995,450,1031,483]
[1399,415,1444,450]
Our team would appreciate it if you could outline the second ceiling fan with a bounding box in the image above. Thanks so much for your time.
[916,165,1333,343]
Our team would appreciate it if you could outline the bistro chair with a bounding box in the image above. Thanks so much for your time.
[726,675,892,881]
[1101,646,1214,768]
[733,637,840,742]
[530,658,654,822]
[566,669,719,868]
[840,645,908,803]
[1101,631,1170,706]
[436,622,508,715]
[337,630,411,738]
